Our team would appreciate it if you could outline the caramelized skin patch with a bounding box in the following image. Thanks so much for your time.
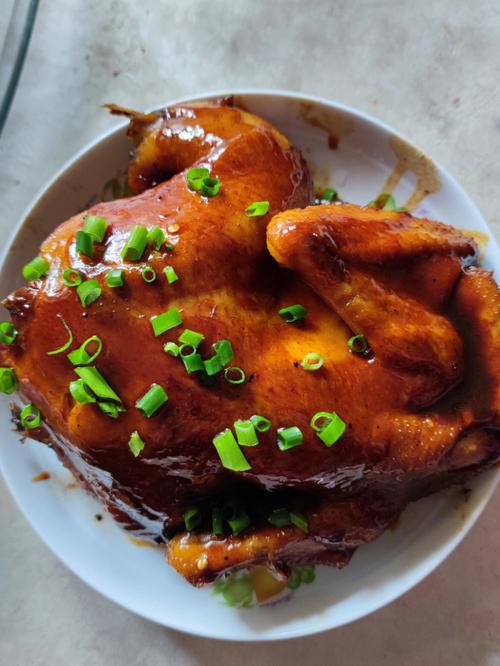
[2,104,499,585]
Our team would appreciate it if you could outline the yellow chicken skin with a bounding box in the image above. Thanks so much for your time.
[1,102,499,586]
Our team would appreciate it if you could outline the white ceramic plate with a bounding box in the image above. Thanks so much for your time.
[1,90,499,641]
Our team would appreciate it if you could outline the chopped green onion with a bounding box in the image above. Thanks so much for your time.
[369,192,397,210]
[22,256,49,281]
[147,226,165,250]
[183,506,202,531]
[249,415,271,432]
[0,322,17,345]
[165,244,174,252]
[63,269,82,287]
[224,366,246,384]
[163,341,180,357]
[20,404,41,430]
[301,352,324,371]
[121,225,148,261]
[178,329,204,348]
[83,215,108,242]
[67,335,102,365]
[47,318,73,356]
[151,308,182,336]
[310,411,346,447]
[75,230,94,258]
[163,265,179,284]
[227,509,250,536]
[212,428,251,472]
[301,564,315,583]
[323,187,337,202]
[347,334,369,353]
[98,401,126,419]
[74,366,122,403]
[289,510,308,533]
[186,167,210,191]
[279,304,308,323]
[268,508,291,527]
[141,266,157,283]
[0,367,17,394]
[77,279,102,307]
[105,269,124,288]
[287,569,302,589]
[69,378,96,404]
[245,201,270,217]
[212,507,224,535]
[214,340,233,366]
[222,499,251,536]
[180,348,204,374]
[128,431,145,457]
[200,177,220,197]
[277,426,303,451]
[234,419,258,447]
[204,355,222,376]
[136,383,168,417]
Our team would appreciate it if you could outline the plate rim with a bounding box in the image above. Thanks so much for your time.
[1,87,498,641]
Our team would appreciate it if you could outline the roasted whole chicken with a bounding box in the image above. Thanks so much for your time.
[1,102,499,586]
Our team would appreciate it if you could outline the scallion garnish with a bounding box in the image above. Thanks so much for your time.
[141,266,157,283]
[369,192,397,210]
[180,346,204,373]
[147,226,165,250]
[74,366,122,403]
[121,225,148,261]
[214,339,233,365]
[0,322,17,345]
[165,244,174,252]
[310,411,346,447]
[163,265,179,284]
[186,167,210,191]
[249,415,271,432]
[136,383,168,417]
[20,403,41,430]
[222,499,251,536]
[63,269,83,287]
[163,341,180,357]
[183,506,202,531]
[67,335,103,365]
[128,431,145,457]
[105,269,124,288]
[83,215,108,242]
[323,187,337,202]
[289,510,308,533]
[0,367,17,394]
[277,426,303,451]
[268,508,292,528]
[224,366,246,384]
[47,318,73,356]
[22,256,49,281]
[200,177,221,197]
[212,428,251,472]
[76,230,94,258]
[279,304,307,323]
[98,401,126,419]
[151,308,182,336]
[347,334,369,353]
[178,329,204,348]
[234,419,258,447]
[69,378,96,404]
[76,279,102,307]
[212,507,224,535]
[204,355,222,376]
[245,201,270,217]
[301,352,324,371]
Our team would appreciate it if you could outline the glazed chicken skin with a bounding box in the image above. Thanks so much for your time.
[2,102,499,586]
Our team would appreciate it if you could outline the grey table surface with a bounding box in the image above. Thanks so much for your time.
[1,1,499,664]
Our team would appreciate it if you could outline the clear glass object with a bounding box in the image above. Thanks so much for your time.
[0,0,38,138]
